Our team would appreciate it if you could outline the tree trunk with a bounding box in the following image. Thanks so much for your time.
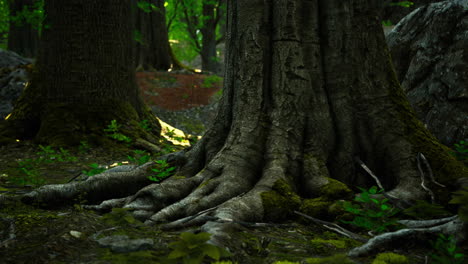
[200,0,219,73]
[0,0,161,146]
[20,0,467,250]
[7,0,39,58]
[133,0,172,71]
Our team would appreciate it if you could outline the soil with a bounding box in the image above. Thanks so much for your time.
[0,71,458,264]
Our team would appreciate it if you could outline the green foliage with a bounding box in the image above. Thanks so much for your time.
[202,75,223,88]
[306,254,355,264]
[138,119,151,132]
[165,128,185,142]
[78,140,91,153]
[36,145,78,163]
[382,20,393,26]
[100,208,142,226]
[161,232,231,264]
[450,140,468,162]
[429,234,465,264]
[449,186,468,222]
[389,1,414,8]
[127,149,152,166]
[402,199,451,219]
[137,0,159,13]
[82,163,107,177]
[372,252,408,264]
[148,160,175,182]
[341,186,401,233]
[0,0,9,43]
[10,158,45,186]
[104,120,132,143]
[8,0,47,35]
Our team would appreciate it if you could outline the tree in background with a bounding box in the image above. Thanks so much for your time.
[133,0,172,71]
[0,0,161,146]
[6,0,42,57]
[167,0,225,73]
[21,0,466,250]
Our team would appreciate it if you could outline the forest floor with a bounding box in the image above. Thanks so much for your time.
[0,71,460,264]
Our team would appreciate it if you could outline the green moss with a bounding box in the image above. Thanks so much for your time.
[306,254,355,264]
[309,238,346,254]
[300,198,331,219]
[260,179,302,221]
[371,252,409,264]
[99,249,158,264]
[317,177,353,200]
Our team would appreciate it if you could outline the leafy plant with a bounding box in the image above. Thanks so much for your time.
[202,75,223,88]
[165,128,185,142]
[36,145,77,163]
[138,119,151,132]
[161,232,231,264]
[341,186,401,233]
[9,159,45,186]
[429,234,464,264]
[137,0,159,13]
[449,186,468,223]
[82,163,107,177]
[450,140,468,162]
[148,160,176,182]
[104,119,132,143]
[382,20,393,26]
[78,140,91,153]
[127,150,152,166]
[389,1,414,8]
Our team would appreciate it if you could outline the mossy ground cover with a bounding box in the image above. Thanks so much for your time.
[0,140,465,263]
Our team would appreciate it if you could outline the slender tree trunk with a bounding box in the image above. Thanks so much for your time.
[200,0,219,73]
[21,0,467,250]
[7,0,39,58]
[133,0,172,71]
[0,0,161,146]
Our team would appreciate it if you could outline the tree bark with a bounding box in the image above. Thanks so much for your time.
[0,0,161,146]
[200,0,220,73]
[7,0,39,58]
[20,0,467,250]
[133,0,172,71]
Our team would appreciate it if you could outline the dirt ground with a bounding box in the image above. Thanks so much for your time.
[0,71,462,264]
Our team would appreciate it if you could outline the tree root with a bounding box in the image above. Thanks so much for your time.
[348,216,466,257]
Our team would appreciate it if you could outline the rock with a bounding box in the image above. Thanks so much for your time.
[0,49,32,120]
[0,49,32,68]
[95,235,154,253]
[386,1,468,147]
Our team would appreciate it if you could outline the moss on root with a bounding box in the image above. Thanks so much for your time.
[261,179,302,221]
[371,252,409,264]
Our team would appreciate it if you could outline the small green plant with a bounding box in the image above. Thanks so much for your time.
[9,159,45,186]
[36,145,77,163]
[148,160,176,182]
[161,232,231,264]
[165,128,185,142]
[202,75,223,88]
[382,20,393,26]
[429,234,464,264]
[389,1,414,8]
[341,186,401,233]
[138,119,151,132]
[127,150,152,166]
[78,140,91,153]
[104,119,132,143]
[82,163,107,177]
[451,140,467,162]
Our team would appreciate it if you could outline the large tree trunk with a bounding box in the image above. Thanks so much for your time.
[200,0,220,73]
[20,0,466,251]
[7,0,39,58]
[133,0,172,71]
[0,0,161,146]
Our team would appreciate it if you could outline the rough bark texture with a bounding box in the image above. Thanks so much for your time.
[386,1,467,147]
[7,0,39,58]
[20,0,467,250]
[0,0,161,146]
[133,0,172,71]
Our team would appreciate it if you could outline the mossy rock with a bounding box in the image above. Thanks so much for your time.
[371,252,409,264]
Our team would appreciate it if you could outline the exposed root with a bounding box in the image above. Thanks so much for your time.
[348,216,466,257]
